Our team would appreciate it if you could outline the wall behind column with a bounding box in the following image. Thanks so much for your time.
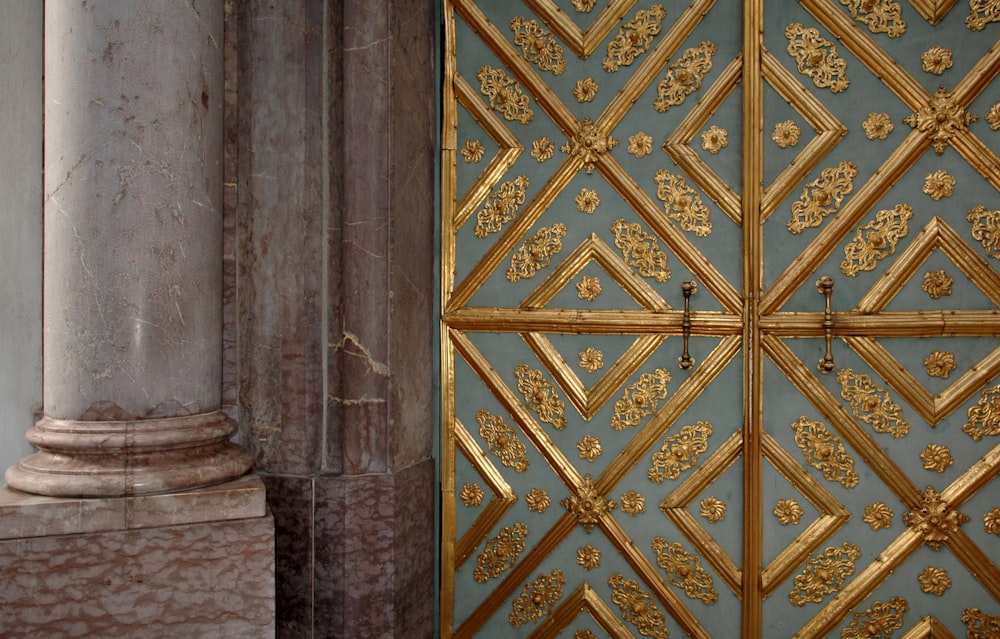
[0,2,43,474]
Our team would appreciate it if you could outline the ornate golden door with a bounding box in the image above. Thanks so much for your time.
[440,1,1000,636]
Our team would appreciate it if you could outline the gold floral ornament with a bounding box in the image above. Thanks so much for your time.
[837,368,910,438]
[774,499,804,525]
[511,17,567,76]
[904,485,969,549]
[654,41,716,112]
[602,4,667,73]
[526,487,551,513]
[700,125,728,154]
[921,46,954,75]
[787,161,857,234]
[652,537,718,604]
[573,0,598,12]
[575,631,597,639]
[923,170,956,200]
[628,131,654,158]
[918,566,952,595]
[986,103,1000,130]
[620,490,646,516]
[477,65,533,125]
[772,120,801,148]
[962,608,1000,637]
[967,0,1000,29]
[474,523,528,583]
[863,502,894,531]
[608,574,670,639]
[515,364,568,430]
[789,542,861,607]
[841,203,913,277]
[611,219,671,282]
[920,444,954,473]
[577,275,602,301]
[562,117,618,174]
[478,410,530,473]
[840,0,906,37]
[507,223,567,283]
[531,136,555,162]
[562,474,615,532]
[863,112,894,140]
[785,23,849,93]
[579,347,604,373]
[474,175,530,239]
[577,435,603,462]
[573,77,599,103]
[924,350,957,379]
[985,507,1000,535]
[964,384,1000,441]
[461,482,485,507]
[842,597,908,639]
[509,570,565,627]
[700,497,726,523]
[654,170,712,237]
[968,204,1000,259]
[922,270,953,299]
[575,188,600,214]
[648,421,713,483]
[791,415,860,488]
[904,87,976,154]
[461,139,486,163]
[577,544,601,570]
[611,368,672,431]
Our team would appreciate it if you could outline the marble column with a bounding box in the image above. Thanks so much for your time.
[5,1,252,497]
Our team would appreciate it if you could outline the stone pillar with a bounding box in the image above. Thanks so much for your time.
[5,1,251,497]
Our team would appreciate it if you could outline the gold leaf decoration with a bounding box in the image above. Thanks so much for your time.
[562,474,615,532]
[984,507,1000,535]
[577,544,601,570]
[968,204,1000,258]
[531,136,555,162]
[461,139,486,163]
[620,490,646,516]
[511,17,566,75]
[652,537,718,604]
[700,125,728,154]
[774,499,805,525]
[608,573,670,639]
[791,415,859,488]
[478,409,530,473]
[648,420,713,483]
[789,543,862,607]
[603,4,667,73]
[964,384,1000,441]
[837,368,910,438]
[654,170,712,237]
[509,570,565,627]
[904,87,976,154]
[579,347,604,373]
[903,485,969,549]
[772,120,801,148]
[474,175,530,239]
[573,0,598,12]
[924,350,957,379]
[922,270,953,299]
[515,364,567,430]
[573,77,599,103]
[839,0,906,37]
[474,522,528,583]
[962,607,1000,637]
[918,566,952,595]
[461,482,485,507]
[967,0,1000,30]
[628,131,654,158]
[700,497,726,523]
[477,66,533,124]
[863,112,894,140]
[562,117,618,174]
[611,218,671,282]
[920,444,954,473]
[577,435,603,462]
[863,502,894,531]
[612,368,672,431]
[654,41,716,112]
[987,103,1000,130]
[785,23,849,93]
[841,203,913,276]
[507,223,567,283]
[842,597,908,639]
[921,45,953,75]
[575,188,601,214]
[575,631,597,639]
[787,161,857,234]
[577,275,603,301]
[923,170,956,200]
[526,487,550,513]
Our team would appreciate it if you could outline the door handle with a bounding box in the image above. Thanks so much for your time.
[817,276,835,374]
[679,281,697,369]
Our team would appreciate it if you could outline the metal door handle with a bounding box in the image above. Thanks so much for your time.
[679,281,697,369]
[817,276,835,373]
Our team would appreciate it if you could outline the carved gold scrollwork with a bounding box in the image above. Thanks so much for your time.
[787,161,857,234]
[562,117,619,174]
[963,383,1000,441]
[785,23,849,93]
[985,508,1000,535]
[474,175,530,239]
[962,607,1000,637]
[515,364,568,430]
[968,205,1000,258]
[509,569,565,627]
[790,415,860,488]
[842,597,908,639]
[967,0,1000,30]
[612,368,672,431]
[837,368,910,438]
[654,170,712,237]
[474,522,528,583]
[922,270,953,298]
[654,41,716,112]
[510,17,566,75]
[477,66,533,124]
[562,474,615,532]
[904,87,976,154]
[478,409,530,472]
[789,542,861,607]
[611,219,672,282]
[903,486,969,549]
[841,204,913,276]
[602,4,667,73]
[918,566,952,595]
[652,537,718,604]
[648,420,713,483]
[839,0,906,37]
[608,573,671,639]
[507,223,567,283]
